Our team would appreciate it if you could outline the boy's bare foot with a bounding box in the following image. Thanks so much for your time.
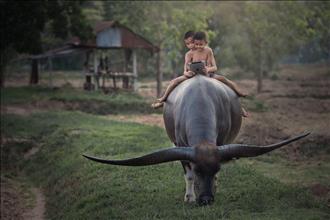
[242,107,249,117]
[237,91,248,97]
[156,97,164,102]
[151,102,164,109]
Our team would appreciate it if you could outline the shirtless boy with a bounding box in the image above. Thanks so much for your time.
[151,31,196,108]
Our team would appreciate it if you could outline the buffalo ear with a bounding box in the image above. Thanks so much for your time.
[217,132,310,162]
[83,147,195,166]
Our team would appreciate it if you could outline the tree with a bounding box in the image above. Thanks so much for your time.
[81,1,105,26]
[103,1,214,95]
[241,1,329,92]
[208,2,329,93]
[303,1,330,61]
[0,0,92,87]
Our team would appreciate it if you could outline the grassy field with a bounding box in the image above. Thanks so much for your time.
[1,111,329,220]
[2,64,330,220]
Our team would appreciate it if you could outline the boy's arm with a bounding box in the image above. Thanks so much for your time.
[206,48,217,73]
[183,52,194,77]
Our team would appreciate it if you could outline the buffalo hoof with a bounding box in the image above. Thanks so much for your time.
[184,193,196,203]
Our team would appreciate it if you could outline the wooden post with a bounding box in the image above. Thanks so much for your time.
[156,50,162,97]
[112,75,117,89]
[123,49,127,73]
[100,51,105,90]
[123,49,131,89]
[93,50,98,90]
[132,50,138,91]
[30,59,39,85]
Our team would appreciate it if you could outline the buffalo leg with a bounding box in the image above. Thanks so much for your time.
[181,161,196,202]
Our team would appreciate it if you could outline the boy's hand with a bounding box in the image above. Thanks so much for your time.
[184,71,195,78]
[202,67,208,75]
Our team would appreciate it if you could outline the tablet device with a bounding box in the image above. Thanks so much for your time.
[189,61,205,75]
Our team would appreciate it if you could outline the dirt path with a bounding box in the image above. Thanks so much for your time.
[0,138,45,220]
[1,106,40,116]
[22,188,45,220]
[1,177,24,220]
[23,146,41,160]
[105,114,164,128]
[21,146,45,220]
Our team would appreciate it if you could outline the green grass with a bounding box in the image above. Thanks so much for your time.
[1,86,159,114]
[1,112,329,220]
[240,152,330,188]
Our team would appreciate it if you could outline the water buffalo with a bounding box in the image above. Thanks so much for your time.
[83,74,309,205]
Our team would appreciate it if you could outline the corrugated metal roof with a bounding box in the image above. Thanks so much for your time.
[30,45,90,59]
[94,21,119,34]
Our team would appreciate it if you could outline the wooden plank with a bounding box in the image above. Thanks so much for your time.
[108,72,134,77]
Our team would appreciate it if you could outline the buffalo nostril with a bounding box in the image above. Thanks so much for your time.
[198,196,214,206]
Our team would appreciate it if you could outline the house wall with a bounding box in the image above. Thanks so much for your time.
[96,28,122,47]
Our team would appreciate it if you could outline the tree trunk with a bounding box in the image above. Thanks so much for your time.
[0,54,4,88]
[171,60,178,78]
[30,59,39,85]
[156,50,162,97]
[0,50,8,88]
[257,66,263,93]
[257,46,263,93]
[0,67,3,88]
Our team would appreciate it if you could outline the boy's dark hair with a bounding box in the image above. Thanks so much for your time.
[184,31,195,40]
[193,31,207,41]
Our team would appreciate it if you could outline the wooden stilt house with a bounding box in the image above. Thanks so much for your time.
[31,21,160,93]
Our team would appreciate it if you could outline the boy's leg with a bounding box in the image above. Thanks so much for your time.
[241,107,249,117]
[151,75,188,108]
[212,74,247,97]
[157,75,188,102]
[151,101,164,109]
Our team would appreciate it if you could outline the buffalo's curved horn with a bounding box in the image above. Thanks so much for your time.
[217,132,310,162]
[83,147,195,166]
